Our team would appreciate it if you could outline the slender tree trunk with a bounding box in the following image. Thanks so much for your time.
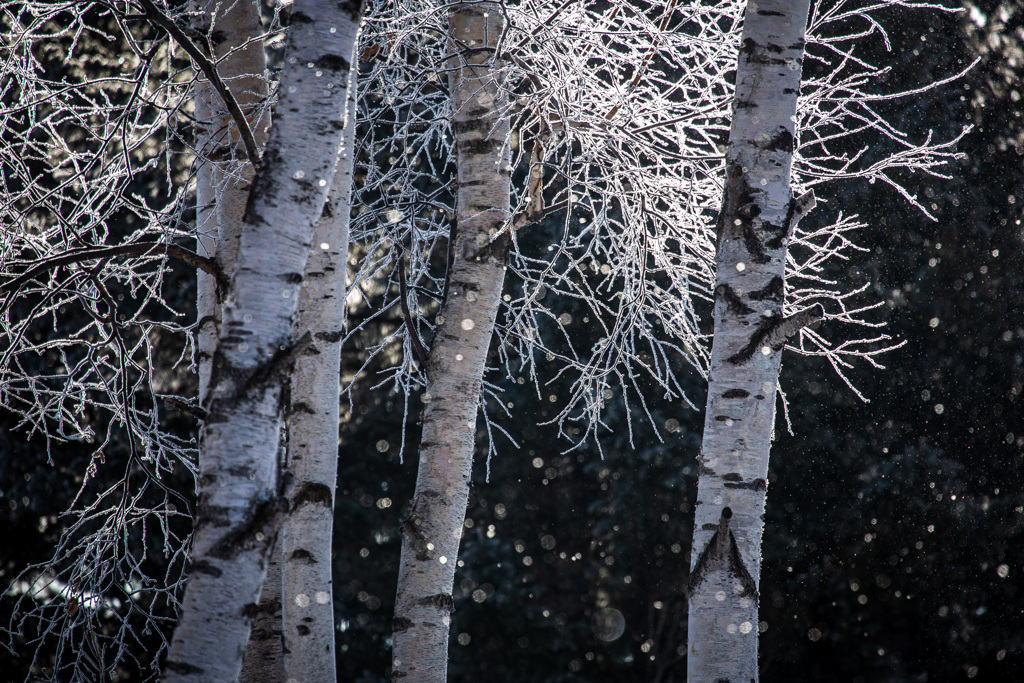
[686,1,814,681]
[277,63,359,683]
[164,1,363,680]
[195,0,269,405]
[391,5,510,681]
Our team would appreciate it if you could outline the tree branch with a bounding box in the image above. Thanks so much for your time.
[0,243,225,299]
[134,0,261,167]
[398,250,429,371]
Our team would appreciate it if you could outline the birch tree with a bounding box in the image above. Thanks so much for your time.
[387,5,512,679]
[164,0,363,678]
[1,0,363,679]
[685,0,971,679]
[0,0,968,678]
[684,2,814,680]
[354,0,967,678]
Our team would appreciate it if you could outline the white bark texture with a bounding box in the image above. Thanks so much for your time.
[195,0,269,404]
[391,5,510,681]
[278,63,359,683]
[686,1,813,682]
[163,1,363,680]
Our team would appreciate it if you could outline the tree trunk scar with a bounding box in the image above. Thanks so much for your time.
[210,494,289,560]
[726,304,824,365]
[688,507,759,599]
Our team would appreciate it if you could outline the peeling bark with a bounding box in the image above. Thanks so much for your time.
[391,4,510,681]
[164,1,363,680]
[686,1,813,681]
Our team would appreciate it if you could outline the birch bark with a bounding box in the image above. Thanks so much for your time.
[163,1,363,680]
[390,5,510,681]
[278,62,359,683]
[194,0,269,406]
[686,1,814,681]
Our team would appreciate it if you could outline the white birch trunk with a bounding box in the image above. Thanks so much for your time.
[195,0,269,405]
[278,63,359,683]
[391,5,510,681]
[164,1,363,680]
[686,1,813,681]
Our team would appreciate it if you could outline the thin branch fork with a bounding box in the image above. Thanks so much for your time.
[133,0,262,167]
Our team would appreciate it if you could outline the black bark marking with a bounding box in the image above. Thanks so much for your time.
[729,306,824,364]
[401,497,433,560]
[291,401,316,415]
[453,118,490,134]
[279,272,303,284]
[392,616,413,633]
[297,625,310,636]
[722,388,750,399]
[289,548,317,564]
[337,0,364,21]
[749,276,784,302]
[464,228,510,264]
[417,593,455,611]
[314,54,351,72]
[210,495,288,559]
[461,137,504,155]
[764,127,794,153]
[688,507,759,600]
[715,415,739,422]
[196,501,230,526]
[717,284,754,315]
[722,473,743,481]
[292,482,333,510]
[250,627,283,641]
[726,317,782,365]
[236,330,314,401]
[739,217,769,264]
[316,329,344,343]
[241,603,260,618]
[720,165,771,264]
[164,661,206,674]
[757,9,785,16]
[290,11,314,24]
[192,559,222,577]
[724,478,767,491]
[244,147,282,224]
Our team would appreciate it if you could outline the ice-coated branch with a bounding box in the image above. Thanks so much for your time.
[133,0,261,166]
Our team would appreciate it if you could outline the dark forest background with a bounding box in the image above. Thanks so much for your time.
[2,1,1023,681]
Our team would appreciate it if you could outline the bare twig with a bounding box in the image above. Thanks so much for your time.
[134,0,262,167]
[1,242,225,300]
